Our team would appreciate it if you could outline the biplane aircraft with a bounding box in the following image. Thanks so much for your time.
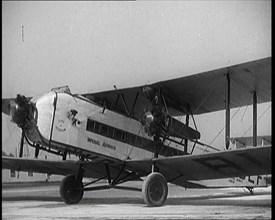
[2,57,271,206]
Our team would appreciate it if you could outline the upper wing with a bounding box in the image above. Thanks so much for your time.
[125,145,271,187]
[82,57,271,117]
[2,156,133,180]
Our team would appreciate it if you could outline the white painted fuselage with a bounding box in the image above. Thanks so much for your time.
[29,91,175,161]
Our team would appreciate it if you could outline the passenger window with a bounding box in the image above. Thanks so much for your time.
[121,131,126,142]
[123,132,127,143]
[86,120,95,132]
[94,122,100,133]
[100,124,108,136]
[108,127,114,138]
[136,137,142,147]
[127,133,136,145]
[142,138,150,147]
[114,129,123,141]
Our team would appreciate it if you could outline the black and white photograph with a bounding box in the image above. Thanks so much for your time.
[2,1,271,219]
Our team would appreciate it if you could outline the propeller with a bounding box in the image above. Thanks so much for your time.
[2,94,34,129]
[3,95,36,158]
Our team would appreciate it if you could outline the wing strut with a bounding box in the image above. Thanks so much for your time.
[184,106,190,153]
[225,71,231,150]
[253,90,257,147]
[226,75,258,149]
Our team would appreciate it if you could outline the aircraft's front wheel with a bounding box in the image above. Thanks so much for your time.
[142,172,168,207]
[60,174,84,204]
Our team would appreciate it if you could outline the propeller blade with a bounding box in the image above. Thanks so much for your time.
[2,98,14,115]
[35,146,39,158]
[2,96,32,116]
[19,130,24,158]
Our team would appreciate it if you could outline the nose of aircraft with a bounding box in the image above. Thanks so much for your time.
[2,94,35,129]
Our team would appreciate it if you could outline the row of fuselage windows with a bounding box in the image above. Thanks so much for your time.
[86,118,150,148]
[86,119,185,156]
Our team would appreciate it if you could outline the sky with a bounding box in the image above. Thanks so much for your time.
[2,1,271,155]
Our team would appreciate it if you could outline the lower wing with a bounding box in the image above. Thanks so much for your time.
[2,156,132,180]
[2,145,271,188]
[126,145,271,187]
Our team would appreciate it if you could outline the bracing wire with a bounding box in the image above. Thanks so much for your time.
[240,93,253,135]
[193,86,216,115]
[209,102,271,147]
[209,105,243,146]
[208,87,257,147]
[240,93,253,121]
[241,104,271,138]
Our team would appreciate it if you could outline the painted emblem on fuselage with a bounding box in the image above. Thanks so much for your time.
[67,109,81,126]
[55,119,66,132]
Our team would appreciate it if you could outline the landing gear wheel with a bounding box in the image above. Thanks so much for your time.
[142,172,168,207]
[60,174,84,204]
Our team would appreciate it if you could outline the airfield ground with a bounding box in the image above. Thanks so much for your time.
[2,181,271,219]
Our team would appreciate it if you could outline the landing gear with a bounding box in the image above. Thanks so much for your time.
[142,103,169,207]
[142,172,168,207]
[60,174,84,204]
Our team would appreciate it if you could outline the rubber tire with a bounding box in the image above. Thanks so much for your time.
[60,174,84,204]
[142,172,168,207]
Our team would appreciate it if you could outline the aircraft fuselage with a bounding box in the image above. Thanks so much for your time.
[26,91,184,161]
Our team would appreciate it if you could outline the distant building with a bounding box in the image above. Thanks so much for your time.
[2,147,72,183]
[2,169,63,183]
